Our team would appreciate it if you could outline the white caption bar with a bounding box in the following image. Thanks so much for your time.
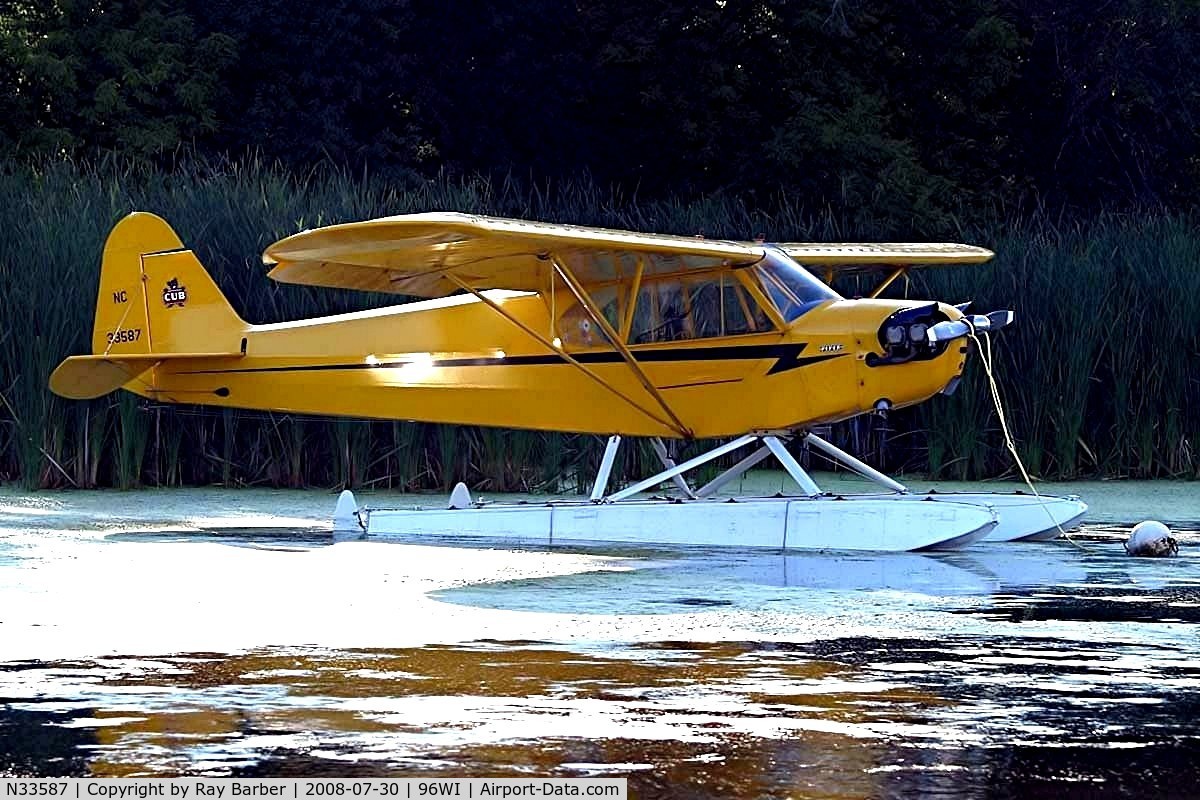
[0,780,627,800]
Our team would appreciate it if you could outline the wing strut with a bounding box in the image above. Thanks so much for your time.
[445,275,684,437]
[868,266,909,298]
[550,255,693,438]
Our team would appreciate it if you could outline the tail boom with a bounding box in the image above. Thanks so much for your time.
[52,212,249,400]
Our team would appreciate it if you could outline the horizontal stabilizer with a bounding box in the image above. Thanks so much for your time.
[49,352,242,400]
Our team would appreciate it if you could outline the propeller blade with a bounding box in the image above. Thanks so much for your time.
[986,309,1014,329]
[927,320,971,343]
[926,309,1015,344]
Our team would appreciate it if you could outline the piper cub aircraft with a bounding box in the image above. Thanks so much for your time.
[50,212,1086,551]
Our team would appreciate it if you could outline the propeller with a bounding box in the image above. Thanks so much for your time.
[927,310,1014,344]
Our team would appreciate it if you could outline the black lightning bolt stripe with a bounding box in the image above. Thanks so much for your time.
[179,343,846,377]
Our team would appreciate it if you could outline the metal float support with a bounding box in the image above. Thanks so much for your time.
[804,431,908,493]
[608,434,758,502]
[763,436,821,497]
[650,437,698,499]
[592,429,909,504]
[696,445,773,498]
[590,435,622,502]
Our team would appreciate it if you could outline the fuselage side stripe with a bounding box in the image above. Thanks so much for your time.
[178,343,848,376]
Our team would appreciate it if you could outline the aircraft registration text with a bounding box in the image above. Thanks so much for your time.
[105,328,142,345]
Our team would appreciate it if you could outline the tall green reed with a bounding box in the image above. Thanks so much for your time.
[1,157,1196,488]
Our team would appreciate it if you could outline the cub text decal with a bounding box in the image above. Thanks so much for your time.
[163,278,188,308]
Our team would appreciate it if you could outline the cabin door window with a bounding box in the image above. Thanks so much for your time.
[557,285,622,348]
[629,275,773,344]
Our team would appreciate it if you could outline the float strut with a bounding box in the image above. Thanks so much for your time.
[696,445,772,498]
[590,435,622,502]
[803,432,908,493]
[608,434,758,502]
[651,438,698,498]
[763,436,821,497]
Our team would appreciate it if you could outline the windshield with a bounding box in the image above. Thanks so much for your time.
[755,247,841,321]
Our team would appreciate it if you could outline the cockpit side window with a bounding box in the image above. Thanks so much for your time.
[558,286,620,348]
[556,269,779,348]
[723,277,772,335]
[755,247,841,322]
[628,274,774,344]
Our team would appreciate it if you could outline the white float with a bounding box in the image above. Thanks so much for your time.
[336,431,1087,552]
[354,494,996,552]
[849,491,1087,542]
[793,430,1087,542]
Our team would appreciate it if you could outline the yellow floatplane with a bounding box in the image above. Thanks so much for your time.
[49,212,1086,551]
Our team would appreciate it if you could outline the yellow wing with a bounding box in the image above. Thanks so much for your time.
[777,242,994,278]
[264,212,766,297]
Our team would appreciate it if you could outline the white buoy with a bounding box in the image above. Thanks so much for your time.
[1125,520,1178,557]
[333,490,362,533]
[448,482,473,509]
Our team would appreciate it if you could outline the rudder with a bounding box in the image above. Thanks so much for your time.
[92,212,247,356]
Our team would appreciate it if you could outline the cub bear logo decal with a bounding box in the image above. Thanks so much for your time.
[162,278,188,308]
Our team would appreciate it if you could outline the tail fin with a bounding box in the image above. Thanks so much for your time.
[51,212,248,399]
[91,212,247,356]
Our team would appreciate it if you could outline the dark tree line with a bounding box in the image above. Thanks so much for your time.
[2,0,1199,224]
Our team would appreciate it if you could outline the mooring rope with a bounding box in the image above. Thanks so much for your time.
[965,322,1083,548]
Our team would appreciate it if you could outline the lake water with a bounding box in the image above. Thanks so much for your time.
[0,483,1198,797]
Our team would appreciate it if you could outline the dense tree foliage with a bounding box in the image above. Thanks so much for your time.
[0,0,236,155]
[2,0,1198,224]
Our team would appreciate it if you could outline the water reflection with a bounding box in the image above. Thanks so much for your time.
[105,526,334,549]
[432,544,1106,615]
[2,638,1198,797]
[3,504,1200,797]
[1,644,895,786]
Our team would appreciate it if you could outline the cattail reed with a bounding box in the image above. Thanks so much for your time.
[1,159,1195,489]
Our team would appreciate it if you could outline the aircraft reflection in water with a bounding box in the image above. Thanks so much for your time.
[430,543,1094,615]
